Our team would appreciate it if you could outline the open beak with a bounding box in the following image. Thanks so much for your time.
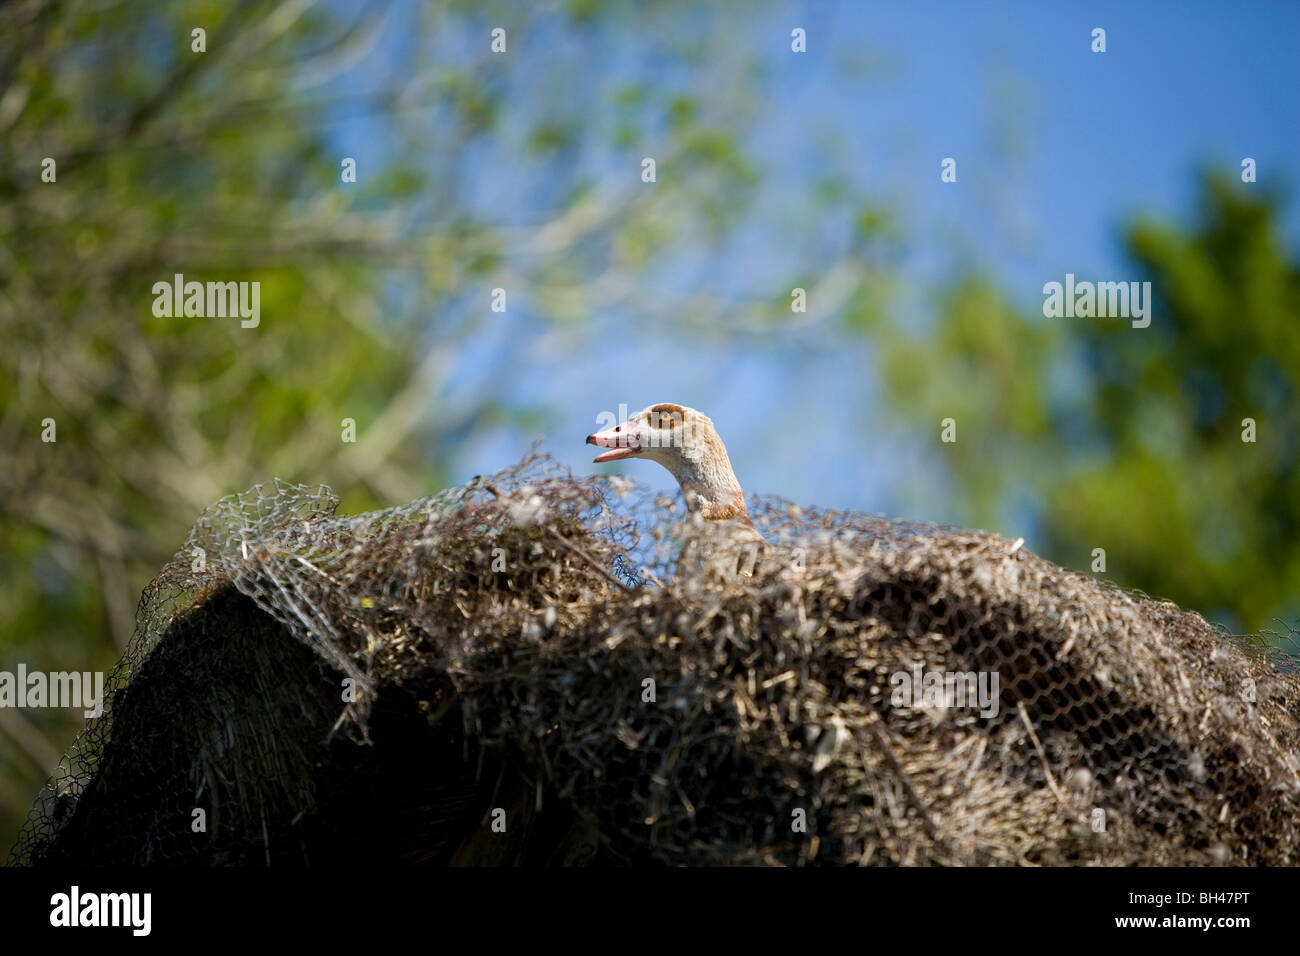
[587,425,641,463]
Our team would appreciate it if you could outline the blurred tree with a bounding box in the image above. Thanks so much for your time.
[857,173,1299,638]
[1055,175,1299,637]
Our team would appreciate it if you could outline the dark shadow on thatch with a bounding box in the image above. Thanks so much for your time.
[10,454,1300,866]
[24,581,615,866]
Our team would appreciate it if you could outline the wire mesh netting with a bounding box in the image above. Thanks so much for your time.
[9,452,1300,865]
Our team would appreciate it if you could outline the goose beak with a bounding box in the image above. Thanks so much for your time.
[587,425,641,463]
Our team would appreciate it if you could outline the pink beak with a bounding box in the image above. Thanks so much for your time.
[587,424,641,463]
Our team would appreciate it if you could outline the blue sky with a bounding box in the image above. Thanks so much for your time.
[328,0,1300,533]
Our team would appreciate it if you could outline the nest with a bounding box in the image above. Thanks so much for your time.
[10,453,1300,866]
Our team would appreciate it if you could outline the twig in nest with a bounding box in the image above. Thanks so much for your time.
[861,712,942,844]
[547,528,634,592]
[1017,701,1068,806]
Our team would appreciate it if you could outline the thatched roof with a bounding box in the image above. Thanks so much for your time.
[11,454,1300,865]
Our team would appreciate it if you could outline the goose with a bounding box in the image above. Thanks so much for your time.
[587,403,768,580]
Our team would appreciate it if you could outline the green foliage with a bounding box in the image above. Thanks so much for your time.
[1051,175,1300,634]
[867,173,1298,636]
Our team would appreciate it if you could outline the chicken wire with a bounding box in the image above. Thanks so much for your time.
[9,452,1300,865]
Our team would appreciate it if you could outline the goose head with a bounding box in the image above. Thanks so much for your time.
[587,403,750,523]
